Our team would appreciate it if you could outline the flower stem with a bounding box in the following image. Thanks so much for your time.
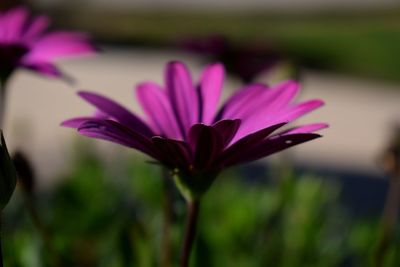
[374,136,400,267]
[23,193,62,267]
[161,169,173,267]
[374,173,400,267]
[180,200,200,267]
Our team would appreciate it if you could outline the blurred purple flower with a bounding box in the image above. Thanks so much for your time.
[180,35,281,82]
[63,61,327,199]
[0,6,96,83]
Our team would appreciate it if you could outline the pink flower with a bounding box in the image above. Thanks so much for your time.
[63,61,327,199]
[180,35,281,82]
[0,6,96,83]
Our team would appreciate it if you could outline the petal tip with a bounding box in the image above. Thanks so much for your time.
[167,60,186,70]
[313,99,325,106]
[60,120,72,127]
[77,90,90,97]
[209,62,224,71]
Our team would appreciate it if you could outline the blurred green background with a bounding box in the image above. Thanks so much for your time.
[51,8,400,82]
[3,144,399,267]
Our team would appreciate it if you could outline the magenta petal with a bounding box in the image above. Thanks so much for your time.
[0,7,28,42]
[218,83,268,120]
[165,61,198,137]
[220,122,287,165]
[258,80,300,115]
[273,99,325,124]
[189,124,224,170]
[225,133,321,166]
[198,63,224,124]
[22,15,50,41]
[235,97,323,141]
[23,62,63,78]
[136,82,181,139]
[78,91,153,137]
[212,119,241,148]
[229,81,300,139]
[151,137,191,169]
[61,117,93,128]
[62,110,111,128]
[238,80,299,119]
[78,119,157,158]
[24,32,95,62]
[92,110,110,120]
[282,123,329,135]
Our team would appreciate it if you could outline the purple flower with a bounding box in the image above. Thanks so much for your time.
[63,61,327,200]
[0,6,96,83]
[180,35,281,82]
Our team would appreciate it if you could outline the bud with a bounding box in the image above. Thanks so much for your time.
[0,131,17,210]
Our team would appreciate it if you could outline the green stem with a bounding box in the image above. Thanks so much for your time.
[180,200,200,267]
[374,147,400,267]
[161,169,173,267]
[24,194,63,267]
[374,173,400,267]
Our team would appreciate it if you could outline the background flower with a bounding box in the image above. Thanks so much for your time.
[0,6,96,84]
[179,35,282,82]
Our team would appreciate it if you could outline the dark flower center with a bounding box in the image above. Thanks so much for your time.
[0,43,29,83]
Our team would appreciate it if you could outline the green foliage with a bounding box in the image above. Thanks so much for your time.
[1,145,399,266]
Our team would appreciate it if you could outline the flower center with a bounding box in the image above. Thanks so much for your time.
[0,43,29,82]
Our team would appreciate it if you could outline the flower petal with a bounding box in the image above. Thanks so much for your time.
[217,83,268,120]
[136,82,181,139]
[165,61,198,138]
[224,133,321,166]
[61,110,109,128]
[24,32,95,62]
[0,7,28,43]
[230,80,300,140]
[78,119,158,158]
[198,63,224,124]
[78,91,153,137]
[23,62,63,78]
[22,15,50,41]
[220,122,287,165]
[61,117,93,128]
[257,80,300,116]
[189,124,224,170]
[273,99,325,124]
[282,123,329,135]
[212,119,241,148]
[151,137,191,169]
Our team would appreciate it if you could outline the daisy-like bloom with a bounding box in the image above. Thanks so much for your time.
[0,6,96,83]
[180,35,281,82]
[63,61,327,201]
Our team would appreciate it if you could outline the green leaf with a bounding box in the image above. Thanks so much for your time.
[0,131,17,210]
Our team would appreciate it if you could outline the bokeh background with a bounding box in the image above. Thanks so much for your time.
[1,0,400,266]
